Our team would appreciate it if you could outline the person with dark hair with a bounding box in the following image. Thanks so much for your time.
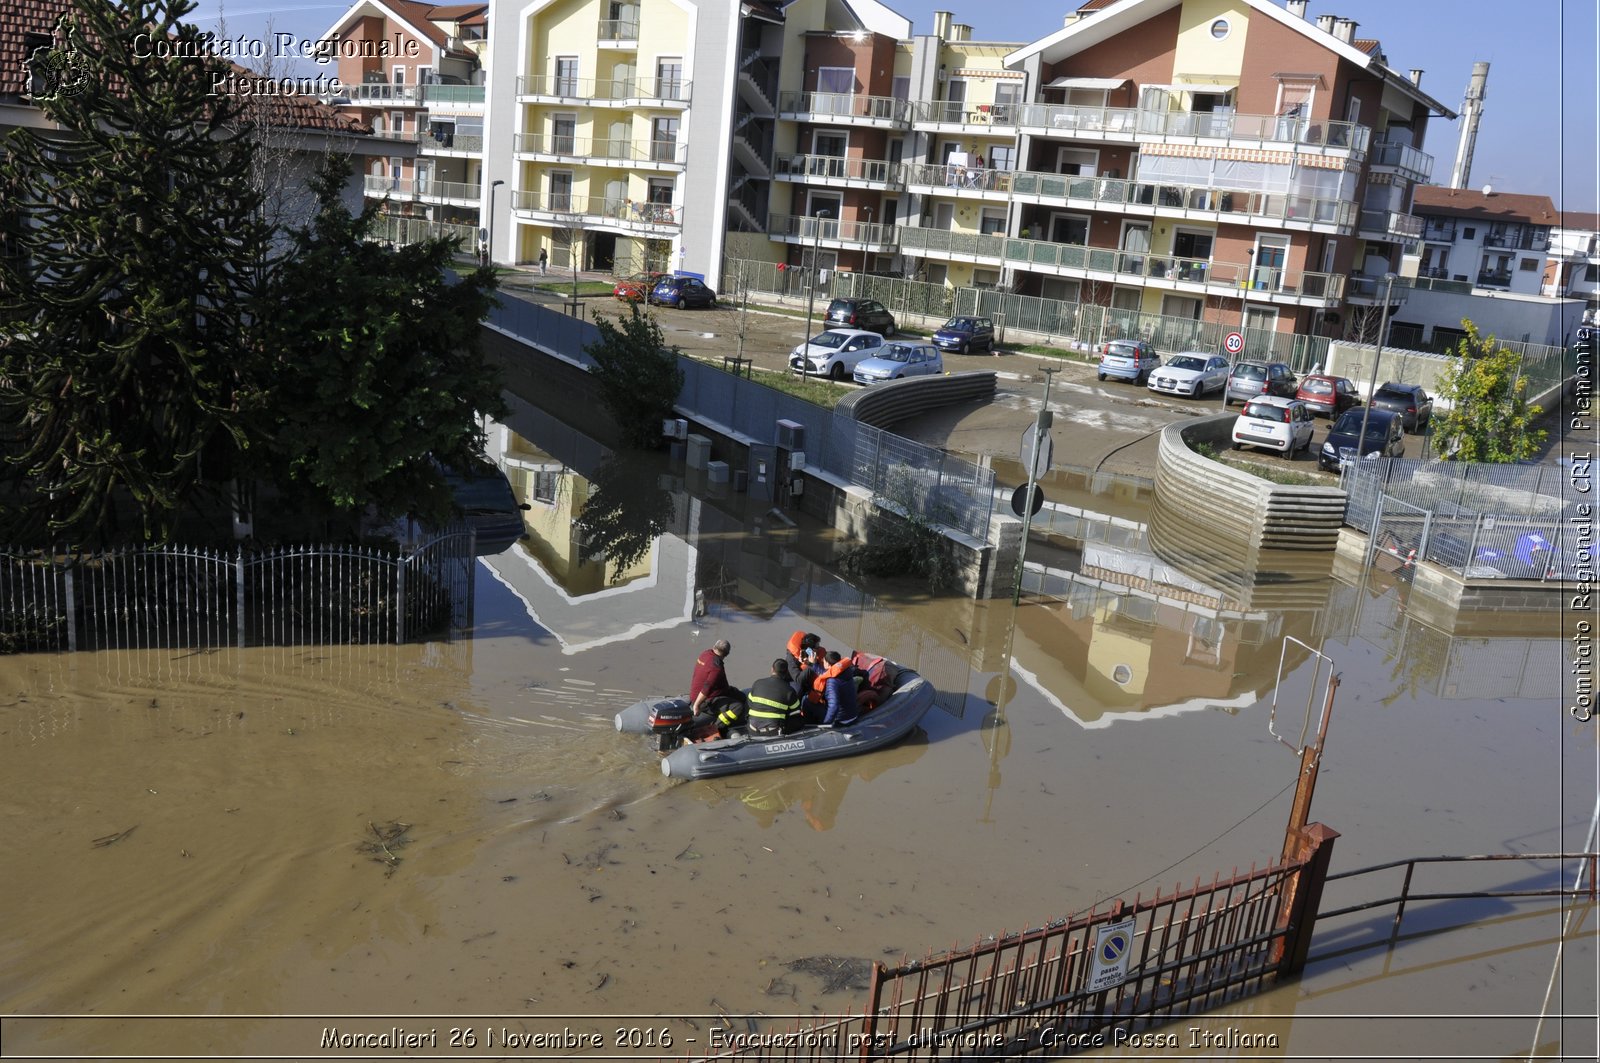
[720,659,804,736]
[687,639,741,736]
[809,650,859,728]
[786,629,826,695]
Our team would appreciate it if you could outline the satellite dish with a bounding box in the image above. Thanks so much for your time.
[1481,183,1493,196]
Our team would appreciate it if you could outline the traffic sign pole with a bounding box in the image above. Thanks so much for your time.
[1011,365,1059,606]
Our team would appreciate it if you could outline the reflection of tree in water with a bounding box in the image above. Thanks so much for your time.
[575,454,674,579]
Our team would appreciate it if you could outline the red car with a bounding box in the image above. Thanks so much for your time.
[1295,374,1362,418]
[613,271,667,302]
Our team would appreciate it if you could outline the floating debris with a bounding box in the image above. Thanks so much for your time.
[90,826,138,849]
[357,821,413,873]
[785,955,874,994]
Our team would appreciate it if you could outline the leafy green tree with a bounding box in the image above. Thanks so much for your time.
[583,307,684,449]
[249,159,503,527]
[1432,322,1547,462]
[0,0,271,543]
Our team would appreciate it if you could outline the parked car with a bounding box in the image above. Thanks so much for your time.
[1224,360,1297,405]
[852,342,944,384]
[1318,408,1406,471]
[613,271,667,302]
[1147,352,1230,397]
[1098,339,1161,384]
[1231,396,1316,455]
[1295,374,1363,418]
[1368,382,1434,432]
[648,275,718,308]
[789,328,885,379]
[931,316,995,354]
[824,297,896,336]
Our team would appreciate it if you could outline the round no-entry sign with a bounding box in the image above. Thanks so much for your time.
[1224,331,1245,355]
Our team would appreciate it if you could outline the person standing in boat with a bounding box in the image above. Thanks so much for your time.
[688,639,742,734]
[719,659,804,737]
[809,651,860,728]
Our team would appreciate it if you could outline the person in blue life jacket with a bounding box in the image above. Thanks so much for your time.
[719,659,804,737]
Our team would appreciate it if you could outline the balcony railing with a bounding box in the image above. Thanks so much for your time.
[597,14,639,42]
[776,90,910,125]
[773,153,900,185]
[1357,209,1424,241]
[1421,221,1456,242]
[1368,138,1433,182]
[1008,101,1369,154]
[418,83,485,107]
[767,213,899,247]
[1476,270,1514,288]
[515,74,689,104]
[899,162,1358,229]
[362,176,481,204]
[415,129,483,153]
[345,82,422,104]
[511,191,679,228]
[909,100,1023,128]
[896,225,1344,303]
[1483,229,1549,251]
[513,133,685,166]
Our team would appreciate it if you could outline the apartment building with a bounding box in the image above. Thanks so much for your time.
[1409,185,1556,295]
[322,1,489,232]
[1543,212,1600,329]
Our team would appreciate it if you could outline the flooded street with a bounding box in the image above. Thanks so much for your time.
[1,403,1594,1061]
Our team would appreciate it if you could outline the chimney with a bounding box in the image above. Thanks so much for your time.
[1450,61,1491,189]
[932,10,952,40]
[1332,18,1357,43]
[1408,68,1423,86]
[1316,14,1337,33]
[952,23,972,42]
[1286,0,1308,18]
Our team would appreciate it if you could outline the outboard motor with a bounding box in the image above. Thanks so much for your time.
[647,700,695,753]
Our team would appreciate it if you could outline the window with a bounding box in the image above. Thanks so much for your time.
[891,76,910,101]
[390,110,405,133]
[1584,263,1600,283]
[1049,213,1089,244]
[551,114,576,154]
[548,171,572,211]
[1056,147,1098,175]
[392,65,406,84]
[988,144,1016,171]
[816,66,856,95]
[656,58,683,99]
[1274,79,1316,121]
[943,77,967,122]
[651,117,679,161]
[1210,17,1230,39]
[979,208,1006,235]
[1463,226,1476,239]
[646,177,673,206]
[554,56,579,95]
[973,269,1001,287]
[1519,258,1538,272]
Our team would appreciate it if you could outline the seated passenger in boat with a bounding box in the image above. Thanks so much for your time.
[688,639,742,736]
[786,630,826,695]
[720,659,805,737]
[808,651,859,728]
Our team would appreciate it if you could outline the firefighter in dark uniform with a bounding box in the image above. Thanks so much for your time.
[720,659,804,737]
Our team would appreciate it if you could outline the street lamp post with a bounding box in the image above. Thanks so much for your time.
[1356,271,1398,462]
[486,179,505,267]
[800,208,831,379]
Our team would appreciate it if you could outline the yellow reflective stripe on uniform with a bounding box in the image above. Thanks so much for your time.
[748,693,797,719]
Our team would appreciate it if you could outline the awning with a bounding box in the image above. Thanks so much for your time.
[1044,76,1128,91]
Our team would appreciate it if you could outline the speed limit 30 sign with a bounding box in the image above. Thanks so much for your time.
[1224,331,1245,355]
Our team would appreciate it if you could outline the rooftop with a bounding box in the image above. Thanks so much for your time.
[1412,186,1560,226]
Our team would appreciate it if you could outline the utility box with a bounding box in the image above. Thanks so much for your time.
[707,460,730,484]
[776,419,805,450]
[685,433,712,470]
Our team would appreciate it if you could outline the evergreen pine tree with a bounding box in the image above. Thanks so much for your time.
[0,0,272,543]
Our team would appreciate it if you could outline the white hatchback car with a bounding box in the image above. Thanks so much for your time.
[789,329,885,380]
[1231,396,1316,455]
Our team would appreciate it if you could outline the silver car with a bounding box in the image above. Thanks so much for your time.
[852,343,944,384]
[1097,339,1160,384]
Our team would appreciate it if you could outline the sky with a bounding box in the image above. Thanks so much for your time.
[190,0,1599,212]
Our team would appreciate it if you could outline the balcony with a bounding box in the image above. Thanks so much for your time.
[1011,101,1369,157]
[1421,220,1457,243]
[415,129,483,155]
[776,91,909,129]
[344,82,422,105]
[1356,209,1424,243]
[896,225,1344,306]
[515,74,689,107]
[418,83,485,109]
[596,12,639,47]
[773,153,900,189]
[362,176,481,207]
[511,191,679,233]
[513,133,685,169]
[1367,138,1433,184]
[1483,229,1549,251]
[767,213,898,251]
[909,100,1023,135]
[1476,269,1514,289]
[898,163,1357,231]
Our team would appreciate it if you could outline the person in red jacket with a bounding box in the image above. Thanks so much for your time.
[688,639,741,735]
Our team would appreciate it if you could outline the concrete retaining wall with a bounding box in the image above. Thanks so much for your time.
[834,372,998,429]
[1156,416,1346,552]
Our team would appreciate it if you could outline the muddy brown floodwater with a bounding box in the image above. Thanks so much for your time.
[2,412,1595,1062]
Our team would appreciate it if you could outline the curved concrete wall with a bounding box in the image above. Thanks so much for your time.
[1155,416,1347,552]
[835,371,998,429]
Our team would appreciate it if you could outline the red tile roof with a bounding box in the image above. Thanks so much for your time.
[426,3,488,20]
[1,0,368,135]
[1412,185,1559,226]
[1558,211,1600,232]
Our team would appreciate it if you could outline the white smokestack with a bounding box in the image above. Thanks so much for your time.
[1450,61,1490,190]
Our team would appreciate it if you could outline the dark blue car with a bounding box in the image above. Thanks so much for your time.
[931,316,995,353]
[649,275,717,309]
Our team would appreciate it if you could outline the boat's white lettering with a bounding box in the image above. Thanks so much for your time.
[764,740,806,755]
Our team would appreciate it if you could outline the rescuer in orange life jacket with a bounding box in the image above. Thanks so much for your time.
[807,650,860,728]
[786,630,825,695]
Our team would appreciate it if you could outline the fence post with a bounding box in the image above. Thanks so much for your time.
[63,560,76,654]
[1275,822,1340,977]
[395,558,407,645]
[1366,492,1386,562]
[1416,509,1433,567]
[1464,514,1482,575]
[235,550,246,649]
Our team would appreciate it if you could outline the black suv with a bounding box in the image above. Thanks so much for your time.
[825,298,897,336]
[1224,361,1297,405]
[1368,382,1434,433]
